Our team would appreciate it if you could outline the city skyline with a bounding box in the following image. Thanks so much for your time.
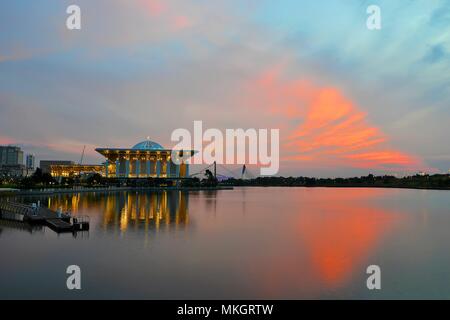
[1,0,449,176]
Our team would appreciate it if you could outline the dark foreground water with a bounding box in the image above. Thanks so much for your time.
[1,187,450,299]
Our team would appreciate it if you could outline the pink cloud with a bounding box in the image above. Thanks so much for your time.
[0,135,98,161]
[173,15,192,30]
[0,135,15,145]
[139,0,167,16]
[138,0,193,31]
[245,67,429,172]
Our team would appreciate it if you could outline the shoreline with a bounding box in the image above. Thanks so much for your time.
[228,185,450,191]
[1,184,449,197]
[0,186,234,197]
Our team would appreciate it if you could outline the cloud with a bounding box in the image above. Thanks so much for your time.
[0,135,15,145]
[429,1,450,27]
[173,15,192,30]
[139,0,167,16]
[247,67,427,172]
[422,43,448,64]
[1,0,448,175]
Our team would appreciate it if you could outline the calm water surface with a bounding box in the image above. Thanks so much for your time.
[1,187,450,299]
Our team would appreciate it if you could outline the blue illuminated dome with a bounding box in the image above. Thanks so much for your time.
[132,140,164,151]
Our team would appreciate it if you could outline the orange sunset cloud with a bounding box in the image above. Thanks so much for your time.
[247,67,425,172]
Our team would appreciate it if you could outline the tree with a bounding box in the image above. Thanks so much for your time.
[86,173,103,186]
[182,177,200,187]
[19,176,34,188]
[31,168,55,185]
[31,168,43,183]
[42,173,56,185]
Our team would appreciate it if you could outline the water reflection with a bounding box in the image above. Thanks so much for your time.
[18,191,189,234]
[244,188,405,298]
[297,202,400,287]
[0,219,45,235]
[100,191,189,232]
[5,187,449,299]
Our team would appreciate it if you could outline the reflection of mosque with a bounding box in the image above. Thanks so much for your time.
[44,191,189,232]
[104,191,189,231]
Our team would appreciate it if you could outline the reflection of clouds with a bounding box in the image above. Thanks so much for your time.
[248,188,404,298]
[298,204,399,287]
[45,191,189,233]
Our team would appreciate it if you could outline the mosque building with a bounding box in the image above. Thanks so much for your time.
[95,139,194,179]
[50,139,194,180]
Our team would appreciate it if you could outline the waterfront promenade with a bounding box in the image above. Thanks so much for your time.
[0,185,234,197]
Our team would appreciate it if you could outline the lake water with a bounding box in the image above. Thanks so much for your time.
[1,187,450,299]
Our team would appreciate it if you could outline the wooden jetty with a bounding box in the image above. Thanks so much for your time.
[0,201,89,233]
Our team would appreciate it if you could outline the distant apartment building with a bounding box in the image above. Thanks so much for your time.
[0,146,23,166]
[40,160,75,174]
[26,154,35,170]
[0,145,26,177]
[25,154,36,176]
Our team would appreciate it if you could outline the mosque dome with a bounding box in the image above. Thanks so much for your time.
[132,139,164,151]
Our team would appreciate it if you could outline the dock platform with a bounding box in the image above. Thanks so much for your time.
[0,201,89,233]
[46,219,74,232]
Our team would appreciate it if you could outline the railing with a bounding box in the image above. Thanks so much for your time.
[72,215,90,224]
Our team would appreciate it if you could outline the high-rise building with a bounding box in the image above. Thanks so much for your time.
[25,154,36,176]
[26,154,35,170]
[0,145,23,166]
[0,145,26,177]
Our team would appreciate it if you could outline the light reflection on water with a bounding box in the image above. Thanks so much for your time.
[47,191,190,233]
[0,187,450,299]
[17,191,190,235]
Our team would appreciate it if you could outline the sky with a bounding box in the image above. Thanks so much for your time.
[0,0,449,177]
